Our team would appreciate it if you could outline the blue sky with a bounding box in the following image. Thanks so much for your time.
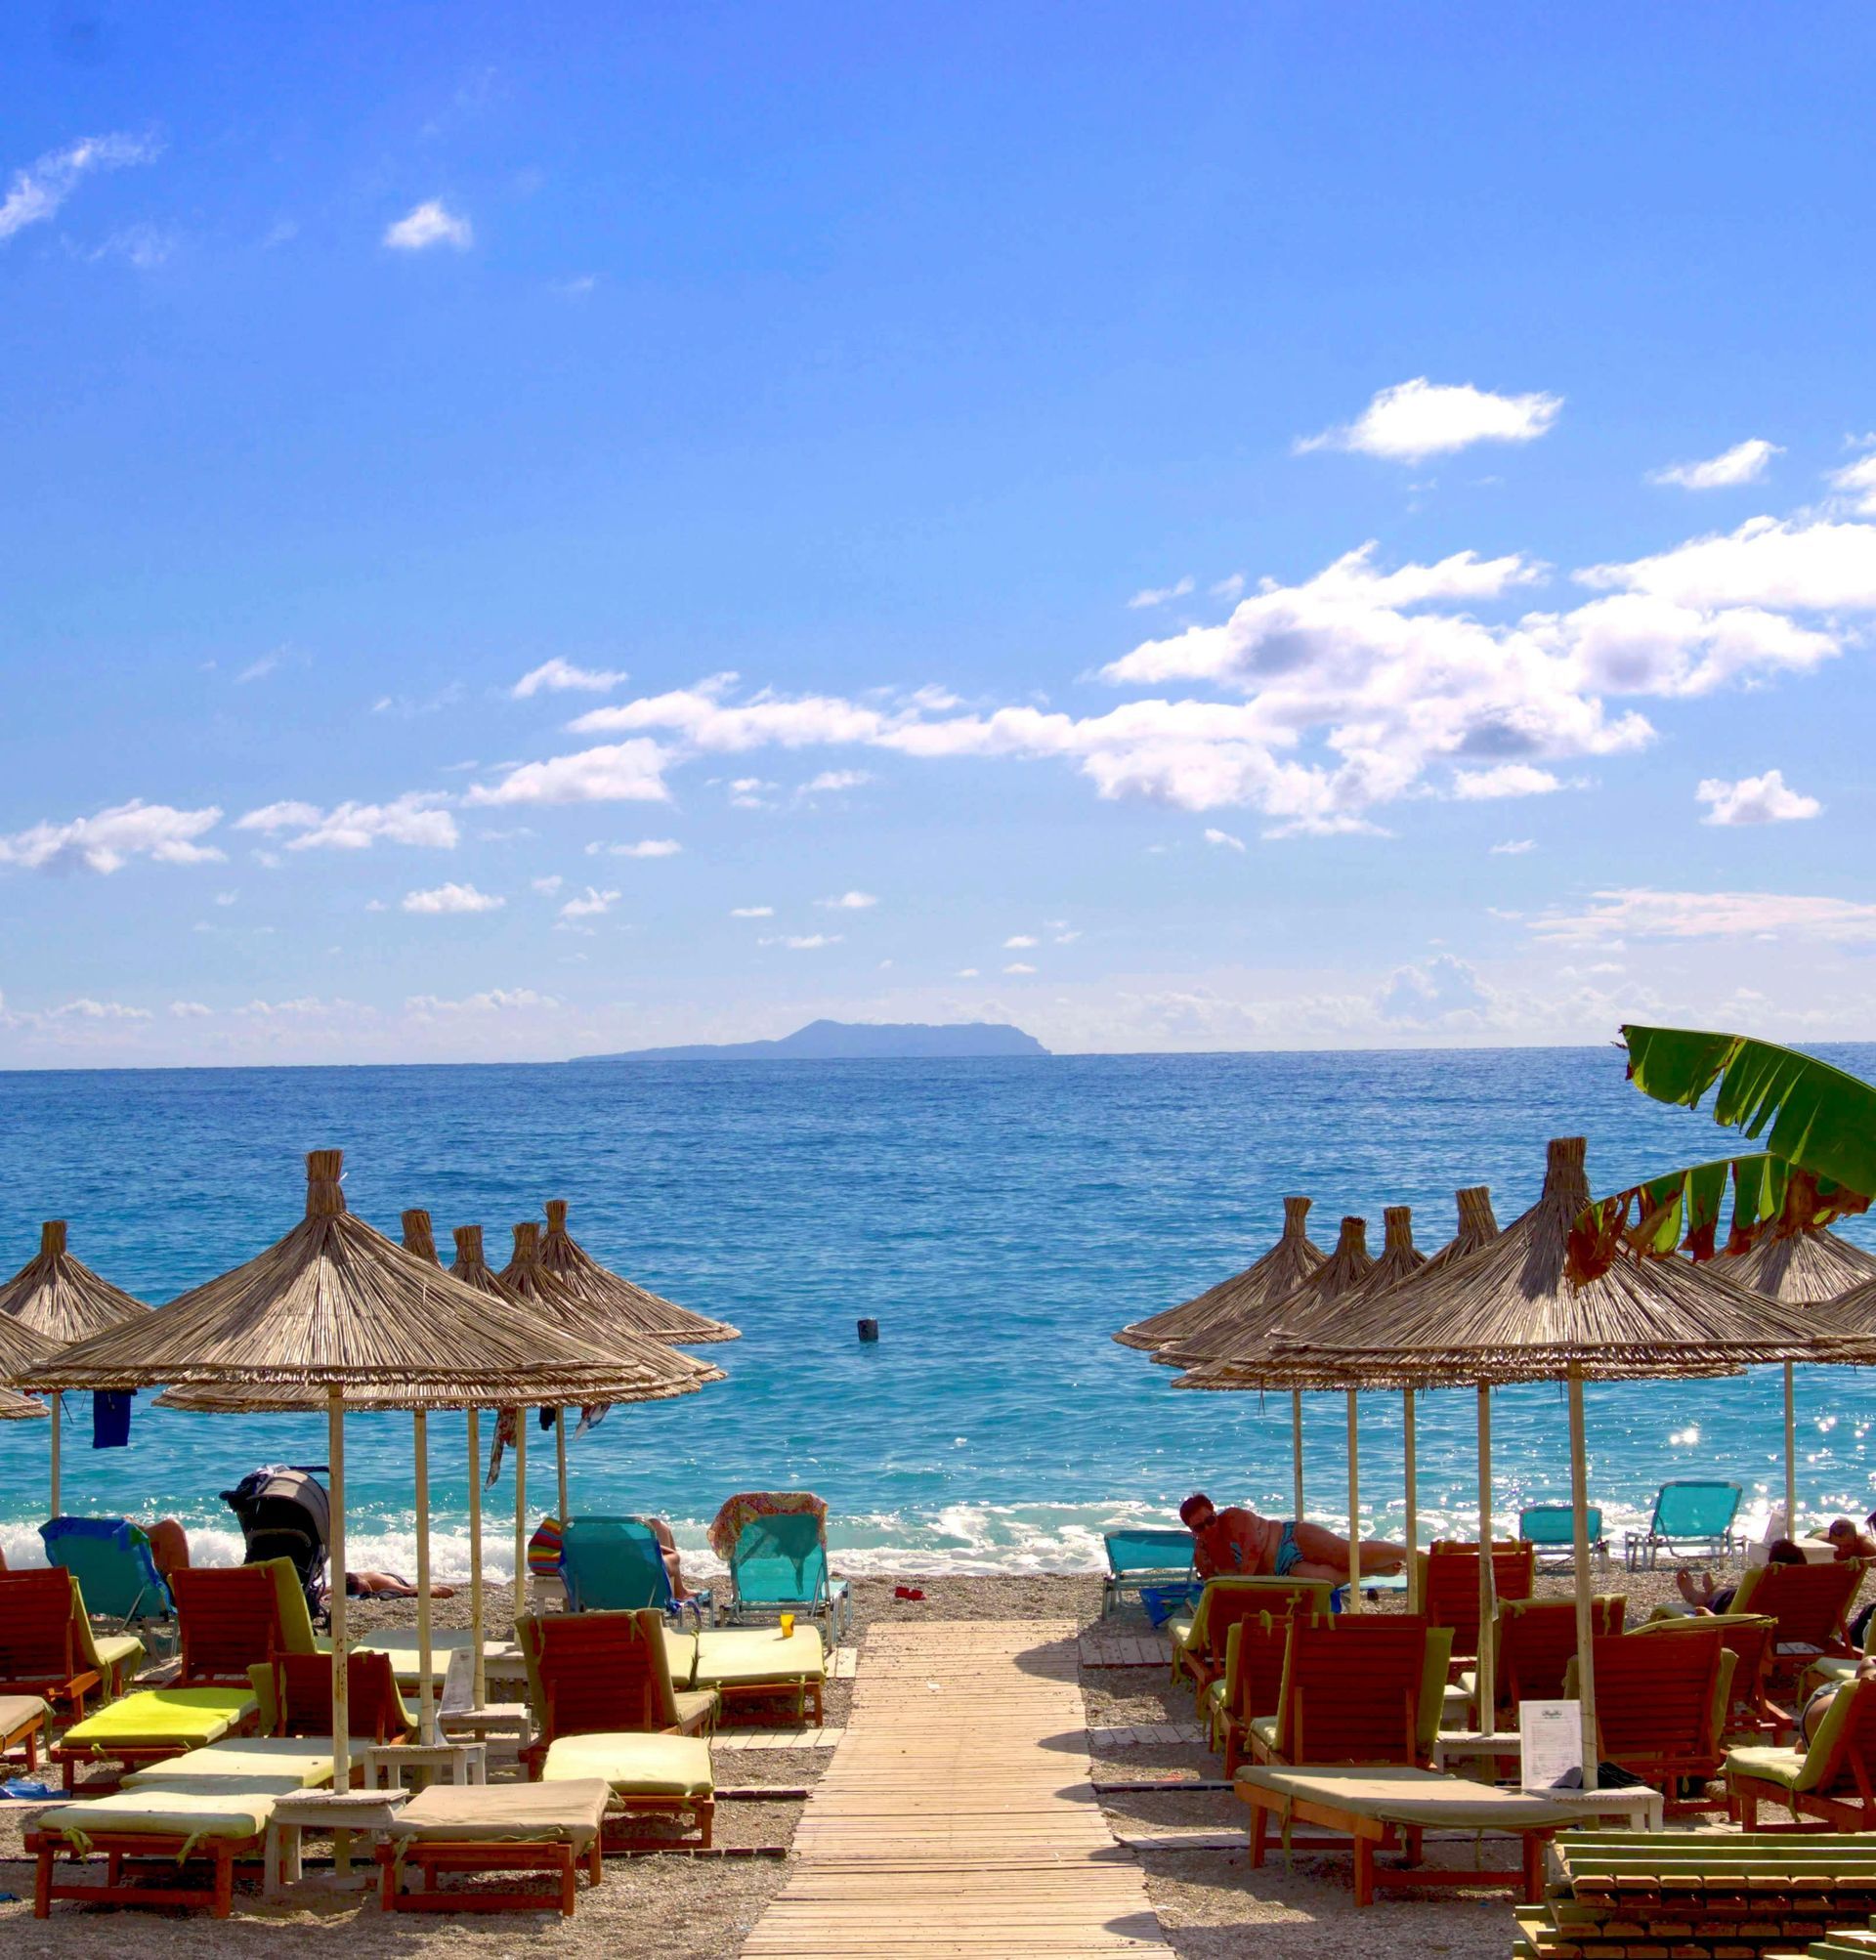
[3,5,1875,1063]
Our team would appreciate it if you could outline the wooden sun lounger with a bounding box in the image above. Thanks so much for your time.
[1235,1764,1585,1906]
[1,1693,50,1772]
[376,1776,612,1915]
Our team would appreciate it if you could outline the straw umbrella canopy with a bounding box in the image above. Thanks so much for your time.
[0,1219,150,1514]
[0,1385,48,1420]
[1230,1136,1843,1787]
[502,1220,725,1539]
[0,1309,51,1385]
[39,1150,701,1784]
[1717,1171,1876,1539]
[540,1199,740,1343]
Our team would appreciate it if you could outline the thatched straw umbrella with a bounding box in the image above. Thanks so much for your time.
[1239,1137,1838,1785]
[34,1150,699,1785]
[540,1199,740,1343]
[1127,1197,1325,1516]
[1717,1171,1876,1539]
[0,1220,149,1514]
[0,1385,48,1421]
[502,1221,725,1546]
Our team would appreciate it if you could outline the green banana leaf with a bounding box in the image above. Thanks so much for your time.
[1567,1150,1870,1282]
[1620,1024,1876,1201]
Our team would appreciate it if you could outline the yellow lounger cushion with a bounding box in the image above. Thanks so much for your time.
[32,1780,287,1846]
[61,1687,257,1750]
[663,1630,700,1686]
[0,1694,51,1733]
[673,1688,719,1731]
[93,1633,147,1682]
[1726,1743,1808,1792]
[694,1627,825,1686]
[1236,1763,1594,1830]
[388,1777,612,1851]
[124,1738,339,1788]
[540,1732,714,1799]
[355,1629,511,1686]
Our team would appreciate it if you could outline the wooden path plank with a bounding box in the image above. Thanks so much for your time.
[739,1619,1172,1959]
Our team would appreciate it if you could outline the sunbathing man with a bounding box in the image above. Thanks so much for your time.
[1676,1536,1802,1614]
[1179,1491,1406,1583]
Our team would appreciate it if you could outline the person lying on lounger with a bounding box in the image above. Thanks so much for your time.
[346,1570,457,1599]
[1178,1491,1405,1584]
[1675,1536,1802,1614]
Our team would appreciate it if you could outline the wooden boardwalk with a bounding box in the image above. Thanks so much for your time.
[740,1619,1172,1958]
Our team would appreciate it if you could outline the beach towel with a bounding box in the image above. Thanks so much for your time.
[707,1492,826,1563]
[91,1391,133,1450]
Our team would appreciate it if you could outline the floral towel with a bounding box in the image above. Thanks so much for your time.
[706,1490,827,1563]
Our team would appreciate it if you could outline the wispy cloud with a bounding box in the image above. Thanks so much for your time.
[0,799,223,873]
[800,769,873,795]
[1696,769,1821,826]
[511,657,628,699]
[1297,377,1562,462]
[1003,961,1037,975]
[531,875,564,895]
[1203,827,1246,852]
[467,741,669,807]
[383,199,472,251]
[559,886,619,918]
[0,132,160,245]
[235,650,284,684]
[818,890,877,910]
[1128,575,1195,609]
[403,881,503,915]
[1649,438,1781,490]
[1490,839,1536,855]
[730,906,774,918]
[1003,934,1038,948]
[760,933,840,950]
[586,838,681,858]
[237,792,458,850]
[1828,452,1876,515]
[1534,888,1876,943]
[405,987,556,1014]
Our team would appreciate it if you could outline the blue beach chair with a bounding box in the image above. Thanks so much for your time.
[1623,1479,1743,1570]
[560,1516,711,1627]
[1100,1527,1196,1620]
[1518,1502,1607,1571]
[39,1516,173,1633]
[725,1513,852,1641]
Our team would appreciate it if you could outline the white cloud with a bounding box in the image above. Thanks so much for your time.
[213,890,238,906]
[1490,839,1536,855]
[586,838,681,858]
[760,933,841,950]
[403,881,503,915]
[1203,827,1246,852]
[729,905,774,918]
[1577,516,1876,612]
[559,886,619,919]
[468,740,670,807]
[168,1001,211,1018]
[1210,575,1246,602]
[1648,439,1781,490]
[0,799,224,873]
[234,651,282,684]
[1377,953,1490,1024]
[47,998,152,1022]
[90,223,172,269]
[1297,377,1562,462]
[1053,930,1082,944]
[511,658,628,699]
[956,967,980,978]
[551,274,597,299]
[0,132,159,244]
[728,777,777,809]
[1696,769,1821,827]
[405,987,557,1015]
[1827,453,1876,515]
[1129,575,1195,609]
[1450,764,1563,799]
[818,891,877,910]
[531,875,565,896]
[1534,888,1876,943]
[237,791,458,851]
[1004,934,1038,949]
[1003,961,1037,975]
[800,769,873,794]
[383,199,472,251]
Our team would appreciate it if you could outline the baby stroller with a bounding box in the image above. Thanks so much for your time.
[221,1464,331,1623]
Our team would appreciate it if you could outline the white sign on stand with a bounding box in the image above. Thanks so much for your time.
[1520,1698,1583,1792]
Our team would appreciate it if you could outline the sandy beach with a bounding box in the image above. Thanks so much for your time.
[0,1555,1770,1956]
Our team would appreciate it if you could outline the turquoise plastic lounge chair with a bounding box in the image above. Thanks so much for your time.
[1101,1528,1197,1620]
[725,1512,851,1640]
[40,1516,173,1631]
[560,1517,711,1628]
[1518,1503,1607,1570]
[1623,1479,1743,1571]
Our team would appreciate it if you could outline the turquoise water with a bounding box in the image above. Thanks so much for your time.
[2,1046,1873,1580]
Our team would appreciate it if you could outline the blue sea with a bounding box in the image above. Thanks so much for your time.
[2,1046,1873,1582]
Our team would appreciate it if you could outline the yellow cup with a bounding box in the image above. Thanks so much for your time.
[779,1612,795,1640]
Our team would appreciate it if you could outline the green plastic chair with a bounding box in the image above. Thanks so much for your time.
[40,1516,173,1630]
[1519,1502,1607,1569]
[561,1517,711,1627]
[726,1512,851,1640]
[1101,1528,1196,1620]
[1623,1480,1742,1570]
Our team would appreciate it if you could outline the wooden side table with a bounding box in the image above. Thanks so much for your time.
[362,1740,488,1790]
[264,1787,408,1896]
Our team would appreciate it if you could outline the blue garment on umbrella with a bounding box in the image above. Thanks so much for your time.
[92,1389,133,1449]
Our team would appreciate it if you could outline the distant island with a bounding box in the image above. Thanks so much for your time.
[574,1018,1050,1062]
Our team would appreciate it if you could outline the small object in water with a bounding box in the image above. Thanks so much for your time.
[857,1318,879,1342]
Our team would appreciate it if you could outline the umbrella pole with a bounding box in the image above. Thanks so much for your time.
[1344,1390,1361,1614]
[327,1386,351,1803]
[1292,1391,1304,1521]
[1403,1388,1418,1615]
[48,1391,61,1517]
[513,1410,528,1636]
[1476,1382,1496,1728]
[1568,1364,1598,1792]
[1787,1356,1803,1536]
[556,1407,570,1530]
[413,1410,433,1745]
[466,1408,486,1711]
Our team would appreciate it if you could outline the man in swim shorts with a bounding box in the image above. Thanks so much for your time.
[1179,1491,1406,1583]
